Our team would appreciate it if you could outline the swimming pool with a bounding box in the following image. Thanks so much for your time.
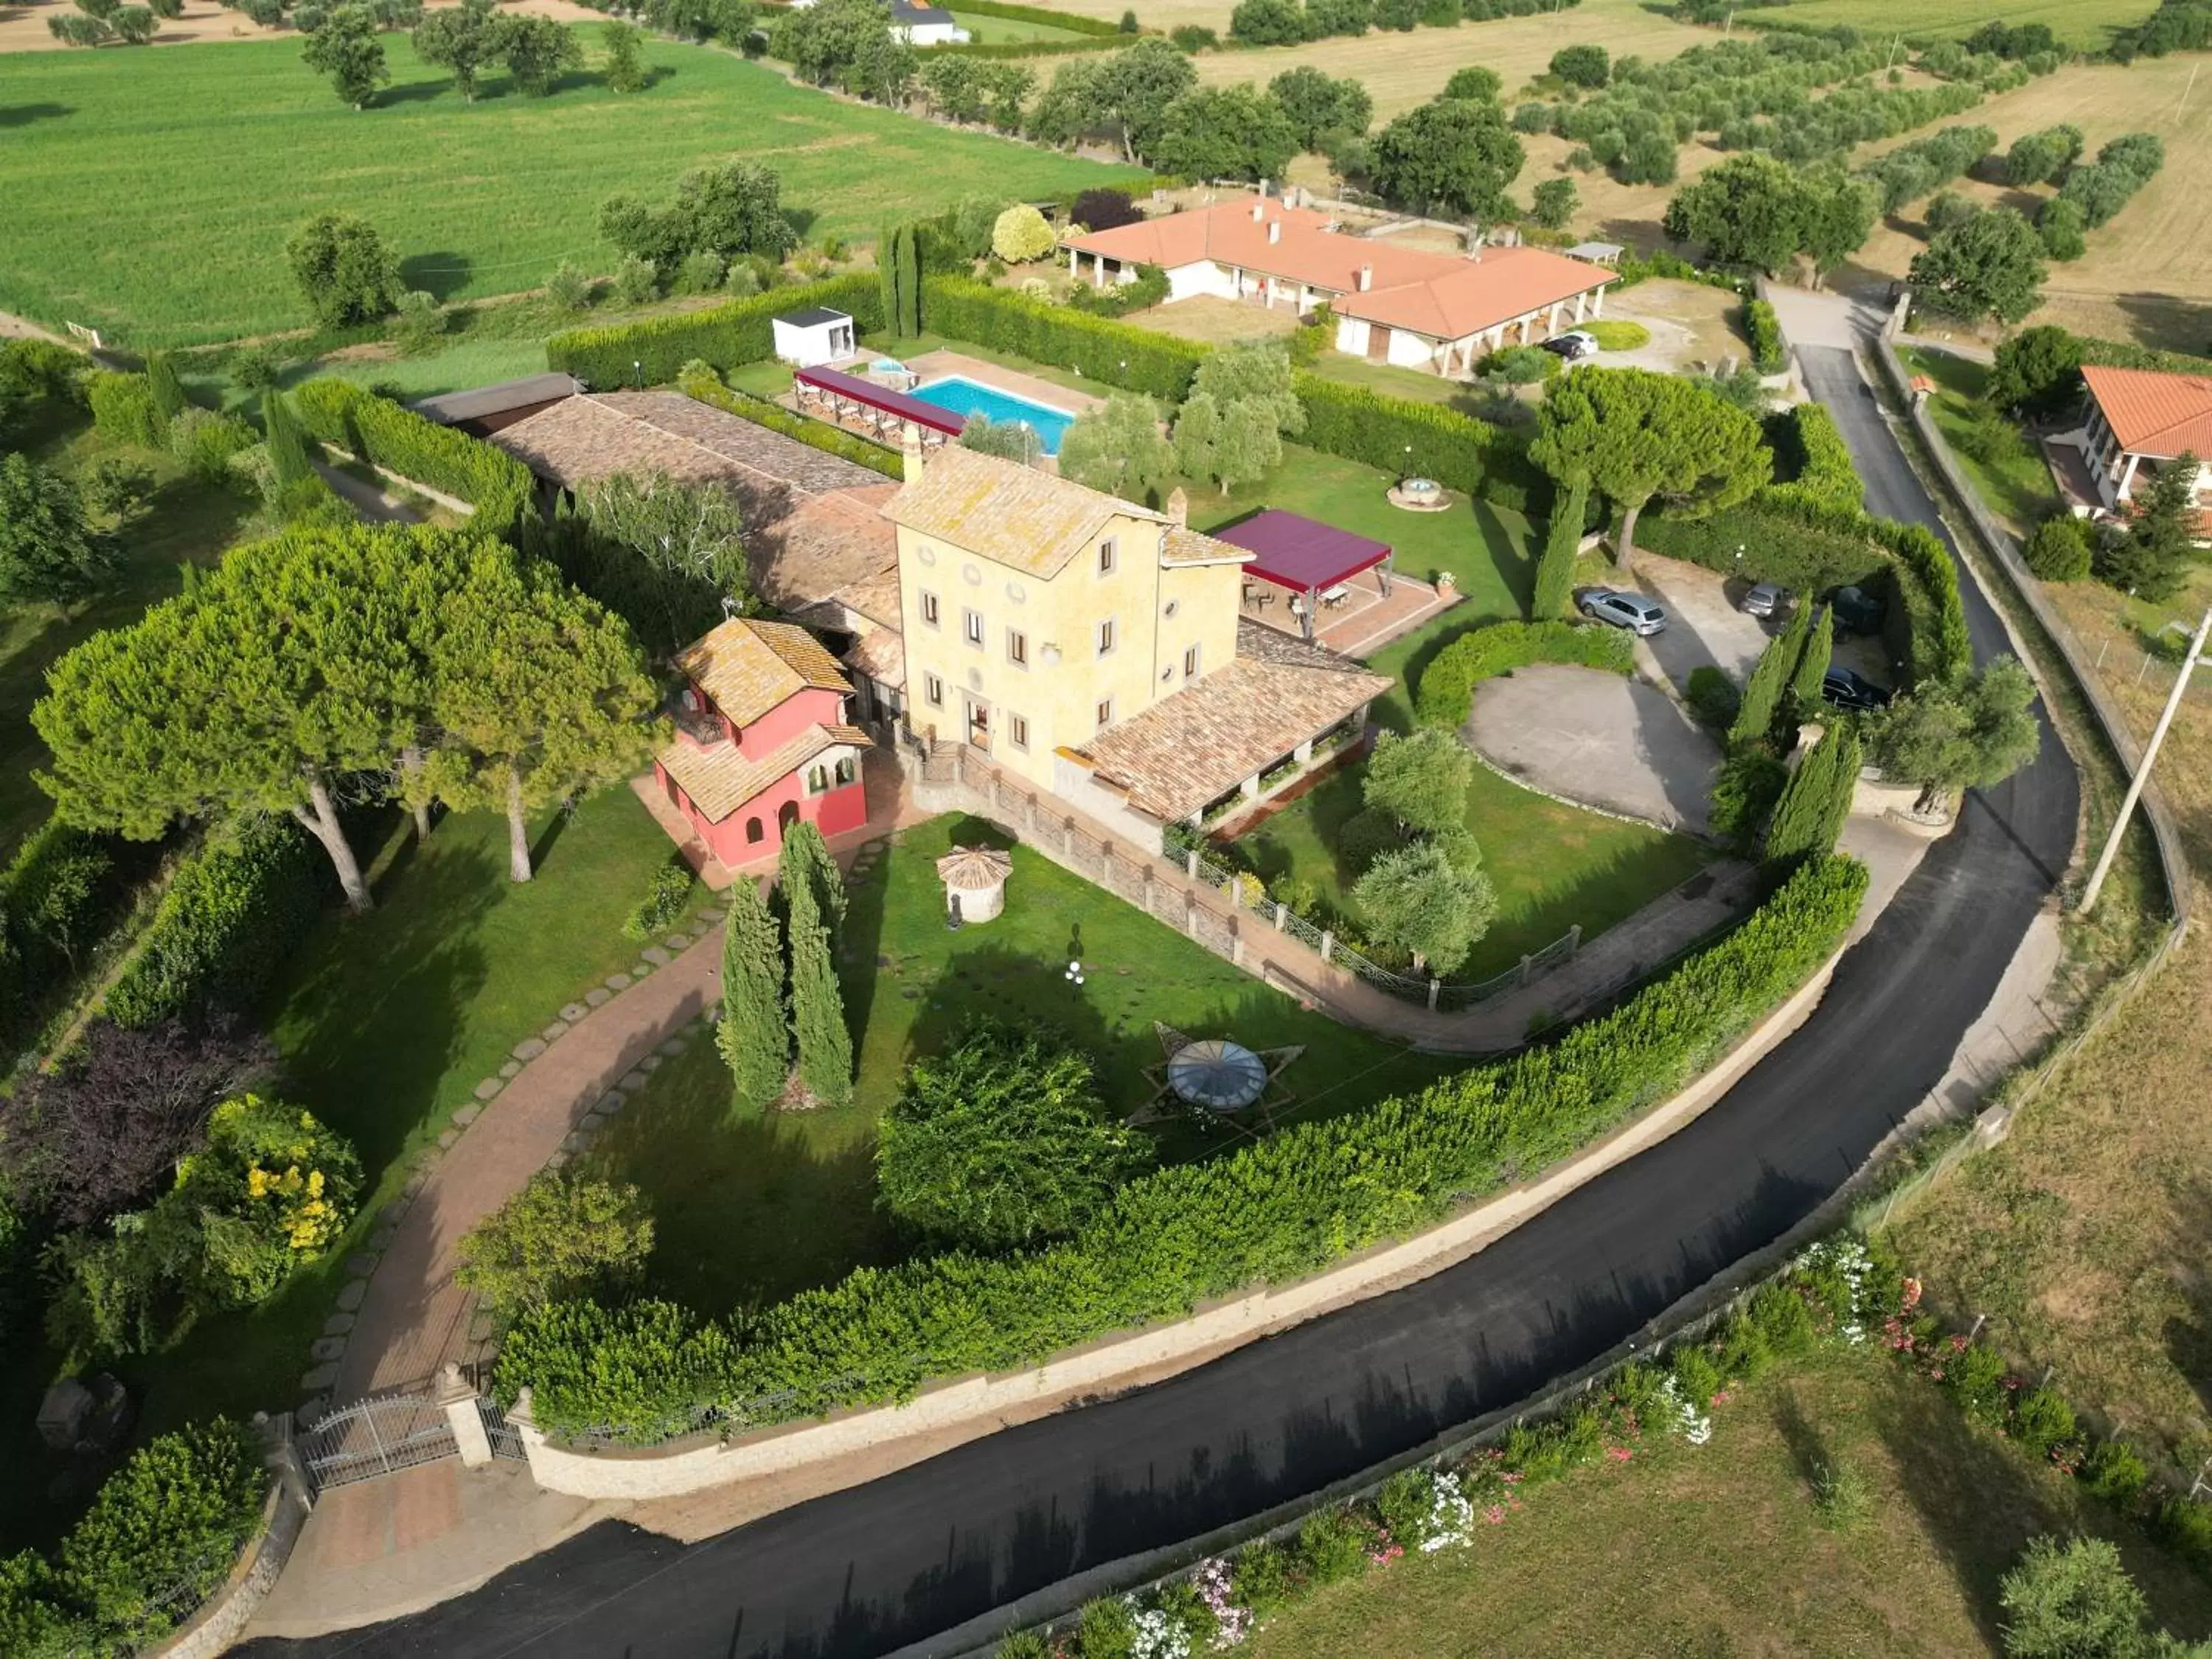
[910,376,1078,457]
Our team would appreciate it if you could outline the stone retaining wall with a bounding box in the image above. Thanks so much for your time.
[146,1481,308,1659]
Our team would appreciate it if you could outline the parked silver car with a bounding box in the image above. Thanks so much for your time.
[1577,588,1667,636]
[1740,582,1790,619]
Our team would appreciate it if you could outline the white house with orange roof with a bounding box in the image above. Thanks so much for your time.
[2060,364,2212,525]
[1060,194,1615,379]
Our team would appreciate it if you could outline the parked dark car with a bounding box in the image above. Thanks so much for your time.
[1829,584,1887,636]
[1577,588,1667,636]
[1821,666,1891,712]
[1541,330,1599,361]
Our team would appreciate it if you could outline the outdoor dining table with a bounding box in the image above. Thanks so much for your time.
[1166,1039,1267,1113]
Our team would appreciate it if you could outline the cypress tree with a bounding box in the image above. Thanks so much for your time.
[264,389,313,489]
[1730,625,1797,748]
[1765,725,1860,867]
[1790,602,1834,712]
[877,222,900,337]
[783,858,853,1108]
[1533,476,1587,620]
[717,876,789,1107]
[897,224,923,338]
[779,820,846,933]
[145,350,187,423]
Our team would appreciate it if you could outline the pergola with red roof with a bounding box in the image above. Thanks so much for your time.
[1210,509,1394,641]
[792,366,963,448]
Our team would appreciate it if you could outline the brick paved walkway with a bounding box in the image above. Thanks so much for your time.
[333,930,725,1403]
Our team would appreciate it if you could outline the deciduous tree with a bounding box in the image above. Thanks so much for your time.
[1151,84,1298,183]
[1057,392,1172,501]
[875,1020,1145,1249]
[455,1171,654,1317]
[990,203,1055,264]
[1989,324,2083,414]
[1352,839,1495,975]
[1663,153,1875,279]
[1361,726,1471,835]
[2095,451,2202,601]
[1550,43,1608,87]
[1530,367,1769,570]
[771,0,889,88]
[601,17,647,91]
[1869,657,2040,812]
[717,877,788,1107]
[1370,97,1525,219]
[285,212,400,327]
[1530,176,1578,231]
[301,4,389,108]
[413,0,500,99]
[1092,36,1197,163]
[599,160,798,276]
[1270,66,1371,150]
[1908,206,2047,326]
[570,470,753,655]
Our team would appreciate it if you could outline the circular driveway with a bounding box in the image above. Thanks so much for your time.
[1467,663,1722,833]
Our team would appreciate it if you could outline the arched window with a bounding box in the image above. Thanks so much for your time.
[833,755,858,787]
[806,764,830,795]
[745,817,764,844]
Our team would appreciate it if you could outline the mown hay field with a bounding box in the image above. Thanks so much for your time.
[1733,0,2159,51]
[0,32,1141,347]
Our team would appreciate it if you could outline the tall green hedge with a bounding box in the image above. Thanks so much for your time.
[86,371,165,451]
[1745,300,1786,373]
[1413,619,1633,727]
[1769,403,1859,510]
[675,366,902,479]
[291,378,538,540]
[1292,373,1548,512]
[919,276,1208,401]
[105,814,326,1029]
[0,817,138,1048]
[498,854,1870,1441]
[545,274,885,387]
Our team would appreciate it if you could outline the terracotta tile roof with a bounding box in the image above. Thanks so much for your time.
[845,625,907,690]
[2083,364,2212,459]
[883,443,1161,578]
[1064,200,1611,342]
[749,481,901,618]
[675,618,853,728]
[1075,619,1389,821]
[1162,524,1251,567]
[492,390,884,526]
[1335,245,1614,341]
[657,721,872,824]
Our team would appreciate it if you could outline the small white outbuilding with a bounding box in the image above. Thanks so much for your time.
[936,845,1012,925]
[771,307,858,369]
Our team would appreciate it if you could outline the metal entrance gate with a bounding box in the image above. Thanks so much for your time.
[479,1397,529,1461]
[299,1391,458,1495]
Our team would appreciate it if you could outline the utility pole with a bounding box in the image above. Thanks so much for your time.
[2180,62,2199,119]
[2079,604,2212,912]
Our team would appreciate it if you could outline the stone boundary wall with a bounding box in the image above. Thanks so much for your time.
[512,933,1854,1501]
[146,1480,308,1659]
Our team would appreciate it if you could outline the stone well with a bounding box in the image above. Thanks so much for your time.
[936,845,1012,924]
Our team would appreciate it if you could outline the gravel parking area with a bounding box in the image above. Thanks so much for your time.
[1467,663,1722,834]
[1634,555,1781,692]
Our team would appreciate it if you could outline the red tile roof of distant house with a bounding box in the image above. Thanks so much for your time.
[2082,364,2212,459]
[1062,199,1612,342]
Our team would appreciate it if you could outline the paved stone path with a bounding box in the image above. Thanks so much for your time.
[332,928,725,1404]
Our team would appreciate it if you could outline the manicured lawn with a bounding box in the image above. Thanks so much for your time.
[0,35,1143,347]
[1242,1344,2212,1658]
[0,409,252,861]
[1901,346,2063,533]
[1229,743,1714,985]
[585,813,1455,1315]
[1302,348,1528,420]
[1728,0,2154,49]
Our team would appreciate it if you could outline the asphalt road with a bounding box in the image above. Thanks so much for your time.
[248,341,2079,1659]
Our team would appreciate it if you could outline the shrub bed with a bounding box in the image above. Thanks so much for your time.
[676,365,902,479]
[498,855,1870,1441]
[0,1420,266,1655]
[105,814,327,1029]
[291,378,538,539]
[1413,620,1634,727]
[545,274,885,388]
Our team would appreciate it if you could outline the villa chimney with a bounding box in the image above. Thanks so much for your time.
[1166,487,1188,528]
[1268,220,1281,245]
[900,420,925,484]
[1357,264,1372,292]
[1251,199,1265,223]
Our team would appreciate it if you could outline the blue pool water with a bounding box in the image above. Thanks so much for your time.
[910,376,1077,456]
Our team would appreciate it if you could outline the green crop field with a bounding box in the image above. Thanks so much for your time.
[0,32,1141,348]
[1734,0,2157,49]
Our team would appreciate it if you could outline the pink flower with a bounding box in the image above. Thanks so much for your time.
[1931,1367,1945,1382]
[1949,1333,1969,1353]
[1482,1505,1506,1526]
[1606,1446,1634,1463]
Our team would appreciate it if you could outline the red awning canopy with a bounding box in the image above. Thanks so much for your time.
[1210,509,1391,593]
[793,365,964,438]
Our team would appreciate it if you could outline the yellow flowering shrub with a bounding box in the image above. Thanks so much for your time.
[183,1095,362,1301]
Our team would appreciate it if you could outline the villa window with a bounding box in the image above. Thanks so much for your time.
[1098,538,1116,576]
[925,672,944,707]
[745,817,764,844]
[834,754,858,786]
[1009,714,1029,750]
[1096,698,1113,731]
[964,608,984,648]
[1006,629,1028,668]
[806,764,830,795]
[920,591,940,627]
[1097,616,1116,656]
[1183,644,1200,679]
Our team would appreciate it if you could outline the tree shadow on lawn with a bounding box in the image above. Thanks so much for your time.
[1472,495,1538,616]
[1868,1363,2212,1651]
[400,250,473,302]
[264,824,501,1185]
[0,102,72,128]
